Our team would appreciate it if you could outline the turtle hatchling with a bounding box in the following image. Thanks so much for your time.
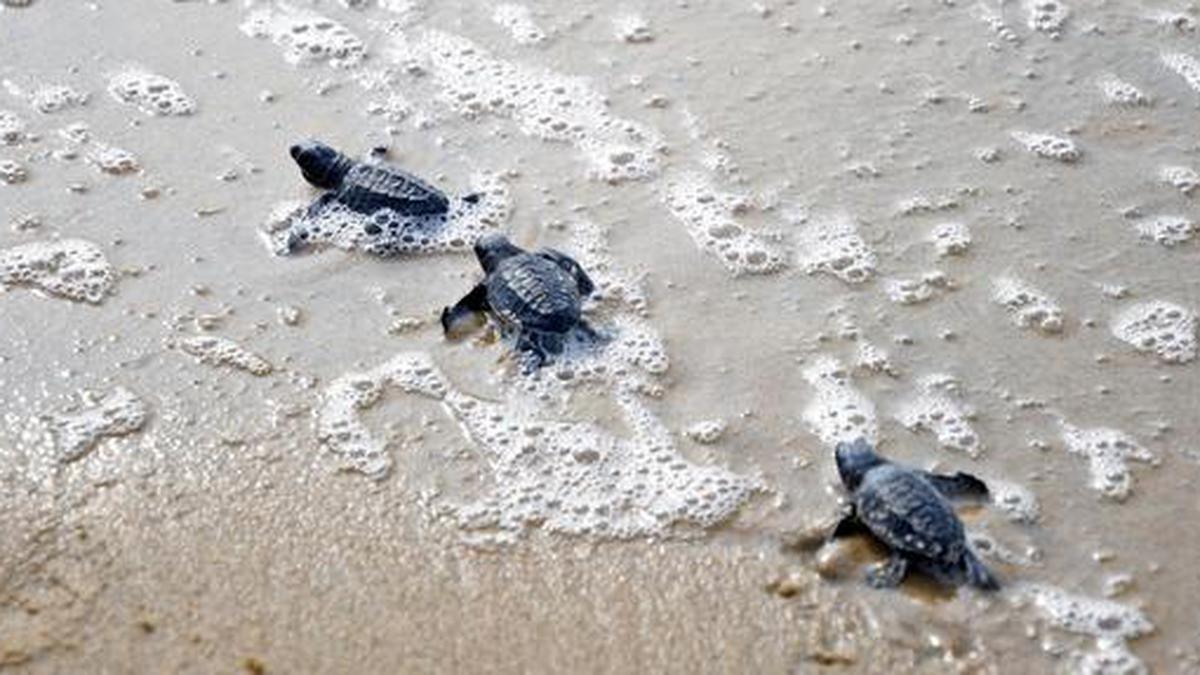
[830,438,999,591]
[290,140,454,220]
[441,233,604,372]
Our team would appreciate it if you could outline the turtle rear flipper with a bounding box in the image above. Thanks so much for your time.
[866,552,910,588]
[962,551,999,591]
[921,471,990,500]
[516,329,565,373]
[441,283,490,339]
[538,248,596,297]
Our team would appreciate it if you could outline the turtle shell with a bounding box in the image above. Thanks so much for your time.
[485,254,582,334]
[335,162,449,216]
[854,463,967,565]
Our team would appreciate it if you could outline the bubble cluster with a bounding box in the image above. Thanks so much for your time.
[1132,214,1194,247]
[108,68,195,116]
[85,142,140,175]
[169,336,273,376]
[989,480,1040,523]
[1011,131,1080,163]
[390,29,663,183]
[895,373,981,456]
[1024,584,1153,674]
[318,352,760,540]
[241,4,367,68]
[1060,423,1154,501]
[273,171,508,257]
[794,214,876,284]
[801,356,877,446]
[492,4,547,45]
[660,172,786,275]
[28,84,88,114]
[1110,300,1196,364]
[48,387,148,463]
[0,110,25,144]
[0,158,26,184]
[1162,52,1200,94]
[883,271,953,306]
[0,239,114,304]
[930,222,971,257]
[1159,165,1198,196]
[1026,0,1069,35]
[685,419,727,445]
[1096,74,1149,106]
[993,276,1065,334]
[613,13,654,43]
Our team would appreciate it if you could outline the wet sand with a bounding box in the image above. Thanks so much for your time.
[2,0,1199,673]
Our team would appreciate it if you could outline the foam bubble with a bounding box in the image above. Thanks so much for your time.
[0,158,26,184]
[993,276,1064,334]
[613,13,654,43]
[1023,584,1153,674]
[1162,52,1200,94]
[1060,423,1154,501]
[241,4,367,68]
[685,419,727,444]
[1110,300,1196,364]
[47,387,148,463]
[660,172,786,275]
[389,29,663,183]
[794,214,876,284]
[990,480,1040,523]
[0,110,25,145]
[1159,165,1199,196]
[170,336,273,376]
[318,352,760,540]
[56,122,140,175]
[930,222,971,257]
[108,68,195,116]
[29,84,88,113]
[883,271,953,306]
[1026,0,1069,35]
[1132,214,1194,247]
[801,355,877,446]
[272,171,508,257]
[1011,131,1080,163]
[895,373,981,456]
[854,341,895,376]
[492,4,547,45]
[0,239,114,303]
[1096,74,1149,106]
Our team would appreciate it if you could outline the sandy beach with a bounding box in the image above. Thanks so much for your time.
[2,0,1199,672]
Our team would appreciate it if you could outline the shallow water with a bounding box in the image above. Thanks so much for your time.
[2,0,1199,672]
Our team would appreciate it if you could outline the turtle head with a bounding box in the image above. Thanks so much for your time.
[473,233,524,274]
[835,438,885,491]
[290,140,351,189]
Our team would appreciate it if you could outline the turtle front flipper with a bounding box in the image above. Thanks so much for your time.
[829,511,870,540]
[305,192,339,219]
[538,248,596,297]
[441,283,490,339]
[962,551,1000,591]
[866,552,910,589]
[920,471,990,501]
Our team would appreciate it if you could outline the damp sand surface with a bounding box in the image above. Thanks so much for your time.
[2,1,1200,673]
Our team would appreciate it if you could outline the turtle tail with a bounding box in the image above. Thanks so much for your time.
[963,551,1000,591]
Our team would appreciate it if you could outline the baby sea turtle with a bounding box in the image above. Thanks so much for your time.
[441,233,603,371]
[290,140,451,219]
[831,438,999,591]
